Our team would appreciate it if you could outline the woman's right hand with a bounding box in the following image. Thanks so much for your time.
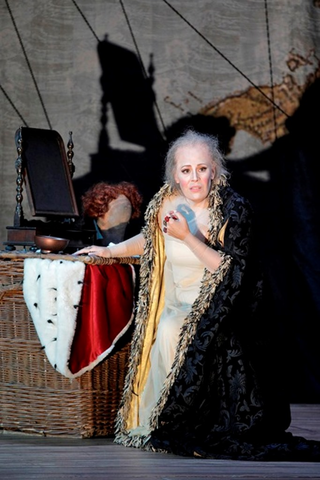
[163,210,190,241]
[72,245,111,258]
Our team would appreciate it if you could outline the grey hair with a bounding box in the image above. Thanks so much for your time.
[164,129,229,191]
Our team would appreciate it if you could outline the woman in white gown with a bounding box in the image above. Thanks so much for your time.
[74,130,320,461]
[138,205,206,433]
[75,129,226,440]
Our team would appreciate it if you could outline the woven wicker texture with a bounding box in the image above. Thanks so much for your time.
[0,252,134,437]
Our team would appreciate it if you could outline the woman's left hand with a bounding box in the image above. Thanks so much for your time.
[72,245,111,257]
[163,210,190,241]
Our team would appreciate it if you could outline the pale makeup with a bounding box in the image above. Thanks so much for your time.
[173,143,215,207]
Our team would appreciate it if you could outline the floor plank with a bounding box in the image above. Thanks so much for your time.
[0,404,319,480]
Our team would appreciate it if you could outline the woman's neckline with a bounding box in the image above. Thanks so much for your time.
[170,193,209,211]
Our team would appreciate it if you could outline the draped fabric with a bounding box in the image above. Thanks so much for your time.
[227,80,320,403]
[69,263,135,376]
[24,259,135,378]
[114,179,320,461]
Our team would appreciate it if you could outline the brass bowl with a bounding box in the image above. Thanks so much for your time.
[34,235,69,253]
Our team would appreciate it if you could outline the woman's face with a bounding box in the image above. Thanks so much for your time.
[173,142,215,205]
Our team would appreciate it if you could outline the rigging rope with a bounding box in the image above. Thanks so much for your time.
[0,85,28,127]
[5,0,52,129]
[162,0,289,118]
[70,0,100,43]
[264,0,278,139]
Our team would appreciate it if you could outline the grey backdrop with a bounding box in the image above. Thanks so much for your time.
[1,0,320,402]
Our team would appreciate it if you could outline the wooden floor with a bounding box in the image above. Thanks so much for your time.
[0,404,319,480]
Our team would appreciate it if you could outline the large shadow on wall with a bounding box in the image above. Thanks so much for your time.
[73,37,165,235]
[226,78,320,403]
[164,114,236,156]
[72,34,320,402]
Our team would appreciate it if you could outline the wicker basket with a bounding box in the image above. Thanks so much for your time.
[0,252,137,438]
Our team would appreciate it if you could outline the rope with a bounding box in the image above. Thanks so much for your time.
[264,0,278,140]
[162,0,289,118]
[70,0,100,43]
[4,0,52,129]
[0,85,28,127]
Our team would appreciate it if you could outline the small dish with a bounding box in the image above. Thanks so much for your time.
[34,235,69,253]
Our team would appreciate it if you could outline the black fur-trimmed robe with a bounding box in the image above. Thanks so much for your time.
[114,179,320,461]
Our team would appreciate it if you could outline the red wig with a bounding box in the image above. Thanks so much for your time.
[82,181,143,219]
